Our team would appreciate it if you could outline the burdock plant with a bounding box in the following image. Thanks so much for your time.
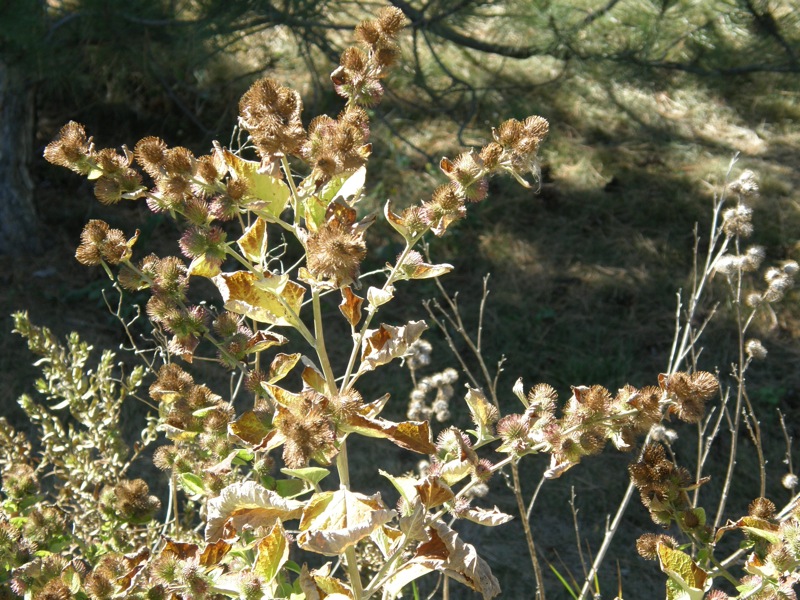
[3,5,792,600]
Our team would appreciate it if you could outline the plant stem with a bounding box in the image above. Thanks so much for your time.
[512,461,545,599]
[312,287,337,393]
[339,234,424,392]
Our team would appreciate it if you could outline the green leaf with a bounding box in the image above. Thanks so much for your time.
[179,473,205,496]
[280,467,330,486]
[275,479,308,498]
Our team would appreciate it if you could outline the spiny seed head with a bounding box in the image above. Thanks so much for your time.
[636,533,677,560]
[114,479,161,523]
[44,121,93,174]
[479,142,504,171]
[74,219,132,266]
[135,136,168,178]
[729,169,758,197]
[306,223,367,288]
[163,147,195,176]
[722,204,754,238]
[376,6,406,36]
[663,371,718,424]
[748,497,776,520]
[239,78,305,157]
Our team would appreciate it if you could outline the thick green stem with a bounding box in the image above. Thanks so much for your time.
[312,287,337,393]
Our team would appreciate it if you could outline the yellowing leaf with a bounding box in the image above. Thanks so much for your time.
[464,387,499,442]
[199,540,231,567]
[360,321,428,372]
[269,353,302,383]
[229,410,273,446]
[656,542,707,600]
[212,271,305,327]
[297,489,395,556]
[237,218,269,263]
[205,481,304,542]
[342,413,436,455]
[187,254,222,278]
[221,148,291,218]
[254,520,289,584]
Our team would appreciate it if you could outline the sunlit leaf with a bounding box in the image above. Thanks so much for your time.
[715,515,781,545]
[385,521,500,599]
[367,285,394,308]
[246,330,289,354]
[212,270,305,327]
[269,353,302,383]
[205,481,304,542]
[333,166,366,204]
[414,477,454,508]
[339,286,363,328]
[221,148,291,218]
[657,542,707,600]
[179,472,205,496]
[263,384,304,409]
[187,254,222,278]
[464,387,499,443]
[461,506,514,527]
[229,410,273,446]
[281,467,330,486]
[254,520,289,584]
[237,218,269,263]
[384,199,411,241]
[360,321,427,372]
[302,360,327,394]
[342,413,436,454]
[393,260,453,281]
[199,540,231,567]
[297,488,395,556]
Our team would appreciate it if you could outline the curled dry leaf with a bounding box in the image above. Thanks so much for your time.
[298,488,395,556]
[341,413,436,454]
[393,260,453,281]
[461,506,514,527]
[339,286,363,327]
[384,520,500,599]
[205,481,304,542]
[360,320,427,372]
